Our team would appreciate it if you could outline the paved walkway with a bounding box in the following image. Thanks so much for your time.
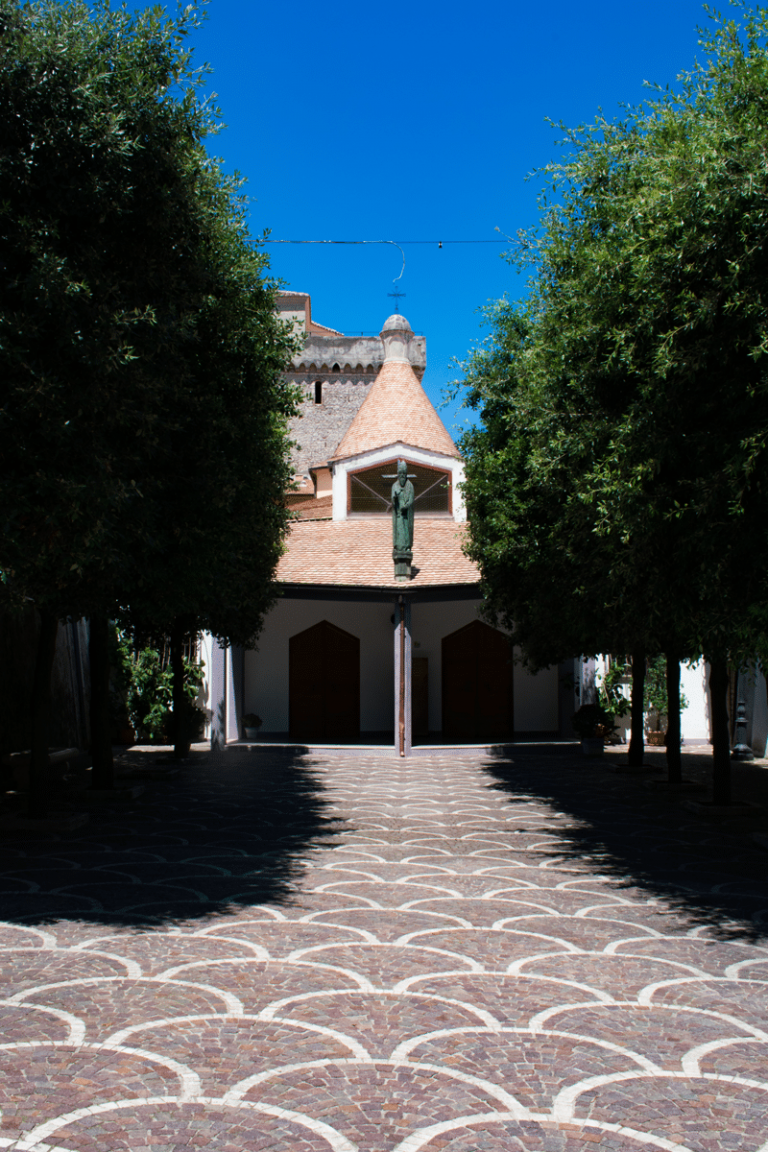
[1,744,768,1152]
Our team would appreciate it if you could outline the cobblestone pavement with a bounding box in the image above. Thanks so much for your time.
[1,744,768,1152]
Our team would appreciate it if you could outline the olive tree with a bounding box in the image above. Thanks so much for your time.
[0,0,297,808]
[460,2,768,796]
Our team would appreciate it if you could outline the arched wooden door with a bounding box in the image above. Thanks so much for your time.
[442,620,513,741]
[289,620,360,742]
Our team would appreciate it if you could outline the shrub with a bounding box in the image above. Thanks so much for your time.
[110,625,204,743]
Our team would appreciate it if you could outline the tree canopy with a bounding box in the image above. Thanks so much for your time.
[458,2,768,791]
[1,0,298,627]
[0,0,299,797]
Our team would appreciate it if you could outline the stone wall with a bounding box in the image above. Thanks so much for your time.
[287,330,427,473]
[294,332,426,378]
[288,372,375,473]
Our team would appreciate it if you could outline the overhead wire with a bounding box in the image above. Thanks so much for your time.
[257,238,504,244]
[254,237,507,289]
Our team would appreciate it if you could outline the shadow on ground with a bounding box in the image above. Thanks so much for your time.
[481,744,768,944]
[0,746,344,929]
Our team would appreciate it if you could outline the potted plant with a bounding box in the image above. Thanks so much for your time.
[572,702,617,756]
[644,656,667,744]
[646,721,667,746]
[242,713,262,741]
[598,657,631,743]
[642,655,688,746]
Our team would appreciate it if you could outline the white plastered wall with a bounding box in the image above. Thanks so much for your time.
[197,630,215,739]
[245,595,561,737]
[412,601,559,734]
[244,598,395,733]
[750,665,768,756]
[680,659,710,741]
[512,651,560,733]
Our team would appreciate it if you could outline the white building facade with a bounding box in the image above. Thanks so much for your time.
[207,306,568,753]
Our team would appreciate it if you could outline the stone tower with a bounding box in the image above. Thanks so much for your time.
[278,291,426,476]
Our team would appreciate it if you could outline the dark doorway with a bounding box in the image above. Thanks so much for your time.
[289,620,360,742]
[413,656,429,738]
[442,620,513,741]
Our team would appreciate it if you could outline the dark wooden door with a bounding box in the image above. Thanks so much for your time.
[289,620,360,742]
[413,657,429,738]
[442,620,512,741]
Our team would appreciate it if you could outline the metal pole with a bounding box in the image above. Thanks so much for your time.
[399,595,405,757]
[732,669,755,761]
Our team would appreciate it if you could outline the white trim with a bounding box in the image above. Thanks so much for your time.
[334,442,459,468]
[332,444,466,523]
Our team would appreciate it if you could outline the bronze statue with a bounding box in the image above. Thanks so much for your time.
[391,459,414,580]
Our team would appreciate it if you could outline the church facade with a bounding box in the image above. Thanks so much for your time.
[207,296,569,753]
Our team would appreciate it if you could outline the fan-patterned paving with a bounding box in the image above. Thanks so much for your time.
[0,744,767,1151]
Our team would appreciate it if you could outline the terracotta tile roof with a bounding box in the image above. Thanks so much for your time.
[286,494,333,520]
[308,321,344,336]
[277,518,479,588]
[331,360,459,461]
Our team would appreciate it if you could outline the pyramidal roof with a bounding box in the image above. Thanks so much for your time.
[331,313,459,461]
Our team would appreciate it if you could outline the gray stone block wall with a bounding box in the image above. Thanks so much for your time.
[293,333,425,379]
[286,327,427,474]
[288,373,375,473]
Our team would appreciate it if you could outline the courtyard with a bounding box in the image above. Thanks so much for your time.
[0,743,767,1152]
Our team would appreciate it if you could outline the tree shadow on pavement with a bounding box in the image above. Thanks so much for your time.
[0,746,345,930]
[481,744,768,944]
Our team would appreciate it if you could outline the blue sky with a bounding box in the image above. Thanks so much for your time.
[186,0,721,437]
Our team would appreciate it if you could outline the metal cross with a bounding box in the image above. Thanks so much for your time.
[387,289,406,313]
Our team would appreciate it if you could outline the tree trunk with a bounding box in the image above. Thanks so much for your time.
[665,651,682,785]
[89,614,114,790]
[28,610,59,818]
[627,648,646,766]
[709,657,731,805]
[170,617,191,760]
